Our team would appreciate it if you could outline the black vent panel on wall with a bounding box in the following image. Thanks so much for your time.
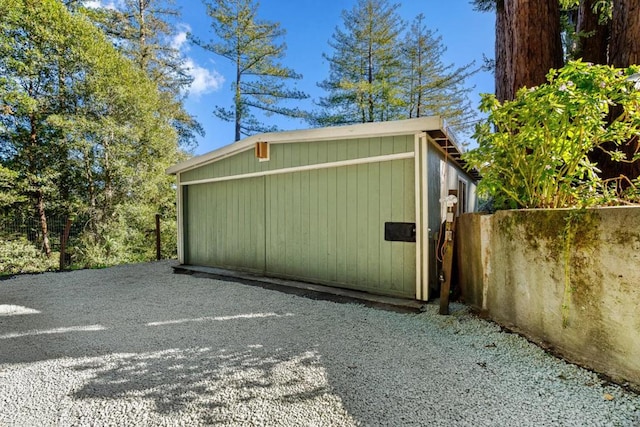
[384,222,416,242]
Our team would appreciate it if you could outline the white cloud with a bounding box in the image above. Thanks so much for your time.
[170,23,223,97]
[172,23,191,51]
[184,58,225,96]
[172,32,188,51]
[84,0,123,10]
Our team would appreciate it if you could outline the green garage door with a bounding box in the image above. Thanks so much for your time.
[183,176,266,273]
[181,138,417,299]
[265,159,416,298]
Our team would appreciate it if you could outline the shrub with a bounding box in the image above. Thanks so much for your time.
[74,204,177,268]
[0,237,59,276]
[464,60,640,210]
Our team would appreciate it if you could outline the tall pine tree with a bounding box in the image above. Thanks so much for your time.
[400,14,478,133]
[80,0,202,148]
[192,0,308,141]
[318,0,404,125]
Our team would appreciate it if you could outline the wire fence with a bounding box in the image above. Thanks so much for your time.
[0,215,88,253]
[1,213,168,275]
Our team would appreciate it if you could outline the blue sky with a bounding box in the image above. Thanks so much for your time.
[91,1,495,155]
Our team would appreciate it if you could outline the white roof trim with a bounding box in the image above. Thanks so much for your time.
[167,117,452,175]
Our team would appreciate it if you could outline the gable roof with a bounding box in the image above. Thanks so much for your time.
[167,116,479,180]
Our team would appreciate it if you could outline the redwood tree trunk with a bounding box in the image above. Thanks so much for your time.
[609,0,640,68]
[576,0,610,64]
[596,0,640,181]
[495,0,564,102]
[494,0,510,102]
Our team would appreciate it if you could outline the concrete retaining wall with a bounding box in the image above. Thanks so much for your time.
[457,207,640,389]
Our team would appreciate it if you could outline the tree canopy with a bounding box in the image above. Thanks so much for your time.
[470,0,640,206]
[317,0,477,135]
[81,0,203,148]
[0,0,185,264]
[192,0,308,141]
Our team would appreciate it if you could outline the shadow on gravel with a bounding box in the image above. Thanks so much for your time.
[2,263,639,426]
[70,346,346,425]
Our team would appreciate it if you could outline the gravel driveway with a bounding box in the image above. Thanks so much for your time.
[0,261,639,426]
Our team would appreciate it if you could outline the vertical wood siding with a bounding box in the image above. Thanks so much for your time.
[179,136,414,183]
[182,135,416,298]
[184,177,266,272]
[265,159,415,295]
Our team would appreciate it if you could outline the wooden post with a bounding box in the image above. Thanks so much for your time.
[59,218,72,271]
[155,214,161,260]
[439,195,457,315]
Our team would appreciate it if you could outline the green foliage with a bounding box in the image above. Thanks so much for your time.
[82,0,202,149]
[317,0,404,125]
[1,0,184,271]
[592,0,613,22]
[400,14,478,133]
[75,204,177,268]
[317,1,477,135]
[0,165,26,208]
[0,238,58,276]
[193,0,308,141]
[464,60,640,210]
[0,0,80,211]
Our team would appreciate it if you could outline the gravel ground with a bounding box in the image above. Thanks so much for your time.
[0,261,639,426]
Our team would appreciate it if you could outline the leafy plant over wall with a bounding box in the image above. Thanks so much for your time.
[464,60,640,210]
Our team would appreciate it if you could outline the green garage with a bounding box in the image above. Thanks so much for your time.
[167,117,478,301]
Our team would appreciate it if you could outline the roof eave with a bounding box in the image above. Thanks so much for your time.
[166,117,446,175]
